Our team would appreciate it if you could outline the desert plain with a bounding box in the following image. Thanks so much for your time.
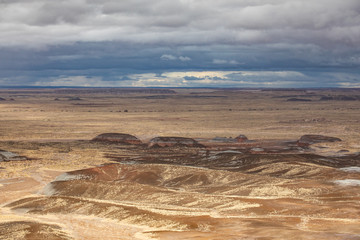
[0,87,360,240]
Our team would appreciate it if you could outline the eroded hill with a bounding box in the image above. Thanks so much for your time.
[1,134,359,240]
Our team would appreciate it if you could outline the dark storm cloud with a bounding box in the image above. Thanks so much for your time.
[0,0,359,87]
[1,0,359,47]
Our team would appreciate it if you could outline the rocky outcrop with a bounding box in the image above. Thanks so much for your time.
[209,135,249,144]
[235,134,249,143]
[0,150,27,162]
[297,135,341,147]
[149,137,204,148]
[92,133,142,145]
[286,98,312,102]
[320,95,360,101]
[211,137,237,143]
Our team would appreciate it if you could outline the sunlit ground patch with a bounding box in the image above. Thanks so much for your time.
[333,179,360,186]
[340,167,360,173]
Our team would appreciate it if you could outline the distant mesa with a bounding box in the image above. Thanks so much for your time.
[289,118,329,123]
[297,134,341,147]
[68,97,82,101]
[235,134,249,143]
[319,96,334,101]
[0,150,27,162]
[92,133,142,145]
[286,98,312,102]
[320,95,360,101]
[149,137,204,148]
[211,134,249,143]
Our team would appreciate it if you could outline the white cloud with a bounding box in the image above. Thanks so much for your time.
[48,54,86,61]
[5,70,359,88]
[162,71,236,79]
[34,76,107,87]
[125,73,188,87]
[179,56,191,61]
[122,70,309,87]
[213,59,240,65]
[161,54,191,61]
[160,54,177,60]
[338,82,360,88]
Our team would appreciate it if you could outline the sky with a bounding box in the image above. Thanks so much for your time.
[0,0,360,88]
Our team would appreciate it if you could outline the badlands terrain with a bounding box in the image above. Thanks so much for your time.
[0,88,360,239]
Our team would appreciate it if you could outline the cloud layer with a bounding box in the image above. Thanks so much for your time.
[1,0,360,48]
[0,0,359,87]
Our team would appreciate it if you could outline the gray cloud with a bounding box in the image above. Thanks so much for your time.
[0,0,359,87]
[0,0,359,48]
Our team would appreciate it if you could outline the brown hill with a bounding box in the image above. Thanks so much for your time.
[297,135,341,147]
[148,137,204,148]
[92,133,142,145]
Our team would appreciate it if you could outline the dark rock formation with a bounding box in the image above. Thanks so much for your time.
[68,97,82,101]
[297,135,341,147]
[0,97,6,101]
[280,118,330,124]
[92,133,142,145]
[320,95,359,101]
[149,137,204,148]
[0,150,27,162]
[286,98,312,102]
[235,134,249,143]
[209,134,249,143]
[211,137,237,143]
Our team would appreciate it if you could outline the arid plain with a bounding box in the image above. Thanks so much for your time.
[0,88,360,240]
